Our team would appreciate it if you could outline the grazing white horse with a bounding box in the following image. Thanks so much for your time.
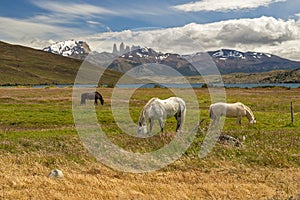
[138,97,186,135]
[209,102,256,126]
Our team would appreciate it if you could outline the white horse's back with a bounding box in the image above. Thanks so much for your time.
[209,102,255,125]
[138,97,186,135]
[158,97,186,118]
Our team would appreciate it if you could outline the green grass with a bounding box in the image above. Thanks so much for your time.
[0,87,299,170]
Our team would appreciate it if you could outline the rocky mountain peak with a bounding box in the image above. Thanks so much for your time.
[43,40,91,59]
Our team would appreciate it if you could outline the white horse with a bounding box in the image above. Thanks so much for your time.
[137,97,186,135]
[209,102,256,126]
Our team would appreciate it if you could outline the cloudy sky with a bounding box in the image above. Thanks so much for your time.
[1,0,300,60]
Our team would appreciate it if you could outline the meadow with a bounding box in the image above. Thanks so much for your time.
[0,87,299,199]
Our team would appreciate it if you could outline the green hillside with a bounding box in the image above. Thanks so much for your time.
[0,41,122,86]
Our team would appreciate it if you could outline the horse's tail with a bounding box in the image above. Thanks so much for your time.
[209,105,215,119]
[209,104,219,127]
[178,99,186,130]
[181,103,186,128]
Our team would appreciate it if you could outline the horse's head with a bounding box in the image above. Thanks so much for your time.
[137,121,148,135]
[95,92,104,105]
[244,106,256,125]
[100,98,104,105]
[249,119,256,125]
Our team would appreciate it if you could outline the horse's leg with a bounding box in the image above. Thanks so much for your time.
[158,118,164,137]
[211,117,217,127]
[94,97,98,105]
[236,116,242,125]
[176,115,181,132]
[210,116,220,129]
[80,95,85,105]
[210,111,217,126]
[149,119,154,135]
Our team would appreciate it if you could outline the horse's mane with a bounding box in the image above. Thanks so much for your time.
[144,97,158,108]
[139,97,158,123]
[243,104,254,120]
[95,91,102,96]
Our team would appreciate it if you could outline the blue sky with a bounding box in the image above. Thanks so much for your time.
[1,0,300,60]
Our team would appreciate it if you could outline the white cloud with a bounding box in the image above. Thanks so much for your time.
[2,13,300,61]
[173,0,287,12]
[0,17,90,48]
[0,1,116,47]
[28,14,75,25]
[215,16,300,44]
[87,21,101,25]
[83,16,300,61]
[31,1,115,17]
[25,1,115,31]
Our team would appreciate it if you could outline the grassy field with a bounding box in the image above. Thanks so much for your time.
[0,87,299,199]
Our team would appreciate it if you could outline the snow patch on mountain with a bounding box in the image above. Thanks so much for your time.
[210,49,273,60]
[249,52,272,59]
[43,40,91,57]
[212,49,245,59]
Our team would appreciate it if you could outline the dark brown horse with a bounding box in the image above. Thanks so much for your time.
[81,91,104,105]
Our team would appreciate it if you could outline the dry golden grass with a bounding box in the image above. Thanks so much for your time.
[0,154,299,200]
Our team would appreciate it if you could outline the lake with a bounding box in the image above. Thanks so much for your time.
[7,83,299,89]
[114,83,300,89]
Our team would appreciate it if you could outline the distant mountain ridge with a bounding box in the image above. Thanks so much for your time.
[1,40,300,85]
[43,40,300,76]
[207,49,300,74]
[107,46,300,75]
[107,47,198,76]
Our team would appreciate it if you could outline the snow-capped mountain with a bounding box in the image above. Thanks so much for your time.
[109,47,300,75]
[43,40,300,75]
[43,40,91,59]
[107,47,198,76]
[209,49,272,60]
[206,49,299,74]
